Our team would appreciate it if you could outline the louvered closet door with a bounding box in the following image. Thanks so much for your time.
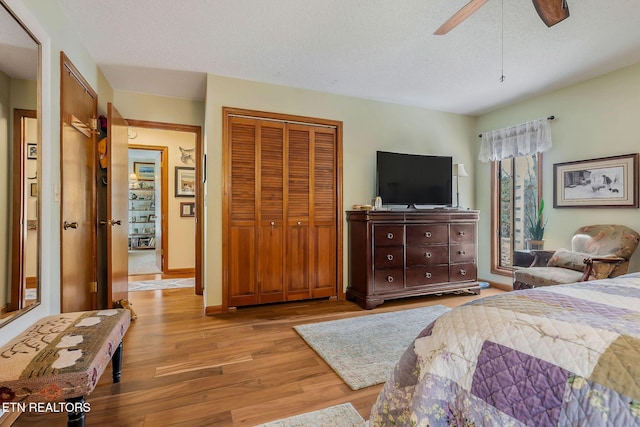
[257,122,286,303]
[225,108,340,308]
[311,127,338,298]
[228,118,259,306]
[286,126,312,300]
[286,125,338,300]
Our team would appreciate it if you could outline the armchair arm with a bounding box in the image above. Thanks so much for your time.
[580,256,625,281]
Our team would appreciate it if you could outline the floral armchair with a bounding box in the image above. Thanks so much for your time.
[513,224,640,290]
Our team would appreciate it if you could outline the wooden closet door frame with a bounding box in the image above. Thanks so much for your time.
[222,107,343,312]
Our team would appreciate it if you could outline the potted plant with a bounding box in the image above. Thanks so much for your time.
[526,198,547,250]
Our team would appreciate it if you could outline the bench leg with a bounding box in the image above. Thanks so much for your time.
[112,341,123,383]
[66,396,86,427]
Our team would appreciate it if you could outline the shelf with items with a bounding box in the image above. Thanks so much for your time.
[128,178,158,251]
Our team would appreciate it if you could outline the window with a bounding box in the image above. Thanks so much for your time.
[491,153,542,275]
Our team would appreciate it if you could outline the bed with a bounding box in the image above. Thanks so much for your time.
[370,272,640,426]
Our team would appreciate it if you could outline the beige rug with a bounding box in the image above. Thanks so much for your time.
[294,305,450,390]
[254,403,365,427]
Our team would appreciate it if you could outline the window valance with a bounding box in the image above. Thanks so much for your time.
[478,118,552,162]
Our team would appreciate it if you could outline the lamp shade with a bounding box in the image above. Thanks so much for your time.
[454,163,468,177]
[129,173,138,181]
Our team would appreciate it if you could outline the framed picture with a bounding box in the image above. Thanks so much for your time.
[180,202,195,217]
[175,166,195,197]
[133,162,155,181]
[27,143,37,159]
[30,182,38,197]
[553,153,639,208]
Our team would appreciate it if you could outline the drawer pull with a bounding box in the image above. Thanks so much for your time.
[460,269,467,276]
[297,221,302,226]
[424,231,432,238]
[386,276,394,283]
[387,232,394,240]
[458,250,466,255]
[387,254,394,261]
[458,230,466,236]
[425,272,432,279]
[424,252,432,258]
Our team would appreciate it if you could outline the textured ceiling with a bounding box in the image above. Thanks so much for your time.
[51,0,640,115]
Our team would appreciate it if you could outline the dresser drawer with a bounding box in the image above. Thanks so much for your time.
[374,225,404,246]
[406,265,449,287]
[450,263,477,282]
[374,246,404,268]
[406,224,448,246]
[450,243,475,263]
[450,224,474,244]
[374,269,404,293]
[406,245,448,266]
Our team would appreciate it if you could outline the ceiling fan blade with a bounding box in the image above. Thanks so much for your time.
[434,0,489,35]
[532,0,570,27]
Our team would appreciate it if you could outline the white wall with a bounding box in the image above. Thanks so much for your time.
[204,74,477,308]
[476,62,640,285]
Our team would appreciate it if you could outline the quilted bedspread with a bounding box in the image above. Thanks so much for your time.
[370,273,640,426]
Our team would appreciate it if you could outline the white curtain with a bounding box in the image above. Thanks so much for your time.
[478,118,552,162]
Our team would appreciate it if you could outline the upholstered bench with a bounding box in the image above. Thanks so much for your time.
[0,309,130,427]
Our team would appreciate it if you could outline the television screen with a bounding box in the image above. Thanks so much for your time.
[376,151,452,206]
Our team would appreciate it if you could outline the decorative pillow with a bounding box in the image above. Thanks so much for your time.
[547,248,617,279]
[547,248,588,272]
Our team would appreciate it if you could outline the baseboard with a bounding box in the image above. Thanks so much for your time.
[478,278,513,292]
[166,268,195,275]
[205,305,223,315]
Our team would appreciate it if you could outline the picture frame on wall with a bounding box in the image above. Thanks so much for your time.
[180,202,195,217]
[175,166,195,197]
[133,162,156,181]
[553,153,639,208]
[27,143,37,159]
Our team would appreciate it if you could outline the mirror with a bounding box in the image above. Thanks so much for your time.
[0,2,40,326]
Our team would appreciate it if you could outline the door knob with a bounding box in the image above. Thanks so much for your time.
[99,219,122,226]
[63,221,78,230]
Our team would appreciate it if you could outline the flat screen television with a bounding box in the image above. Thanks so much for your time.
[376,151,452,207]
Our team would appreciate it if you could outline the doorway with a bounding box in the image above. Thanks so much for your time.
[128,147,166,276]
[126,120,203,295]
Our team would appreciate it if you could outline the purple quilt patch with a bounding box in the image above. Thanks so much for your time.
[471,340,571,426]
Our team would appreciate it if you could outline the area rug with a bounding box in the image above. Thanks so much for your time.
[294,305,451,390]
[254,403,366,427]
[128,278,194,292]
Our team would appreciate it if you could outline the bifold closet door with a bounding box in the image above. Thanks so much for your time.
[310,126,338,298]
[257,122,286,303]
[228,118,259,307]
[226,113,338,308]
[286,125,337,301]
[228,118,286,306]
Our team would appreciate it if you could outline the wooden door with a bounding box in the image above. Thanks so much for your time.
[286,125,311,301]
[310,127,338,298]
[106,103,129,305]
[257,121,285,303]
[223,108,342,310]
[60,53,97,312]
[227,118,259,306]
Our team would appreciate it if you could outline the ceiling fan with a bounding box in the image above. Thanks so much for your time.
[434,0,569,35]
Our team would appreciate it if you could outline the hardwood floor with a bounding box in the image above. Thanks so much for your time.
[14,287,504,426]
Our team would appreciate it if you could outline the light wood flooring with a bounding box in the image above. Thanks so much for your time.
[14,286,504,426]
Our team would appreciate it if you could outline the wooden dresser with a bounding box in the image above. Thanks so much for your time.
[346,209,480,309]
